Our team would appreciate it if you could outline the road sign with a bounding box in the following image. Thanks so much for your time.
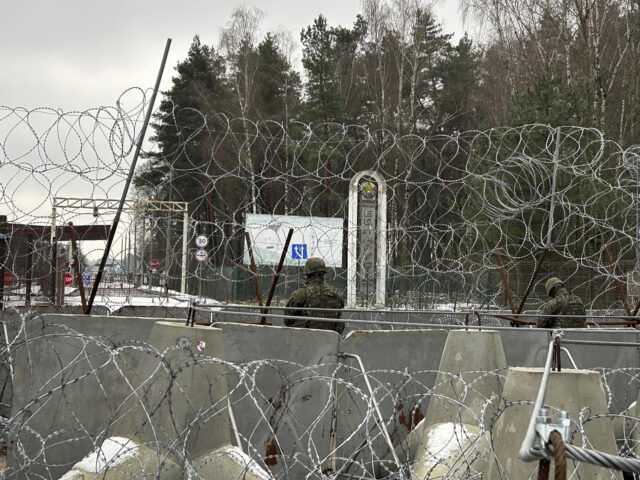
[82,273,91,286]
[194,249,208,263]
[291,244,308,260]
[64,272,74,286]
[150,259,160,270]
[3,272,14,286]
[195,235,208,248]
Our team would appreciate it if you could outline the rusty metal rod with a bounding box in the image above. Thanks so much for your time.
[261,228,294,324]
[517,250,547,314]
[492,313,535,326]
[633,296,640,317]
[604,247,632,317]
[244,232,264,308]
[495,245,516,313]
[87,38,171,314]
[68,223,87,314]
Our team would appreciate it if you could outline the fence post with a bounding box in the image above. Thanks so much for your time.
[0,215,6,310]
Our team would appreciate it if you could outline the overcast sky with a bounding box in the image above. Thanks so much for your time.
[2,0,467,111]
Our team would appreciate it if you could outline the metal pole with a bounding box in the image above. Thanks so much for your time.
[87,38,172,314]
[181,206,188,294]
[133,216,138,286]
[604,246,632,316]
[495,245,516,314]
[546,127,561,247]
[261,228,294,323]
[244,232,264,307]
[164,170,172,293]
[68,223,87,313]
[517,249,547,314]
[149,211,154,286]
[25,233,33,307]
[49,207,57,302]
[0,216,6,310]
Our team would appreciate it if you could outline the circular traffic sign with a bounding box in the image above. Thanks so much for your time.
[194,249,208,263]
[150,259,160,270]
[64,272,74,286]
[195,235,208,248]
[3,271,14,286]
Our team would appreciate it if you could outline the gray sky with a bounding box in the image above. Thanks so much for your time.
[2,0,466,110]
[0,0,467,242]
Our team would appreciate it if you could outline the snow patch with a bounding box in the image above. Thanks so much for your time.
[67,437,139,474]
[421,423,474,467]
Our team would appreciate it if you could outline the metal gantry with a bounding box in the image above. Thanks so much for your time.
[51,197,189,294]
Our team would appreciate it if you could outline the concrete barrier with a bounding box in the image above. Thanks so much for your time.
[391,329,506,468]
[423,329,506,428]
[212,322,340,479]
[115,322,231,458]
[6,314,159,479]
[484,367,621,479]
[410,422,490,479]
[498,328,640,414]
[336,329,448,477]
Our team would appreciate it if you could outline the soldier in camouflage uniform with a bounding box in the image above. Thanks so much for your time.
[537,277,586,328]
[284,257,345,334]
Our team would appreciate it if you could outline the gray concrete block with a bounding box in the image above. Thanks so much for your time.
[336,329,448,478]
[213,322,340,479]
[423,329,507,429]
[484,367,622,479]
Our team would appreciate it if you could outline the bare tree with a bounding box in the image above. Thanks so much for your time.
[220,6,265,214]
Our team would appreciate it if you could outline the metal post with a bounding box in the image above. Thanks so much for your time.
[149,211,154,286]
[546,127,561,247]
[495,245,516,314]
[0,216,6,310]
[181,207,188,294]
[604,246,632,316]
[244,232,264,307]
[25,233,33,307]
[517,249,547,314]
[87,38,171,314]
[49,207,57,302]
[262,228,294,324]
[68,223,87,313]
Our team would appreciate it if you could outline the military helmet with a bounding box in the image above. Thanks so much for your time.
[545,277,564,296]
[303,257,327,275]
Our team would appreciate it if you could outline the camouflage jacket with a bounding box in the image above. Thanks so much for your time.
[536,287,586,328]
[284,277,345,334]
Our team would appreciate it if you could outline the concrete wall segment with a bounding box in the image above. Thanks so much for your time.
[212,322,340,479]
[335,329,448,477]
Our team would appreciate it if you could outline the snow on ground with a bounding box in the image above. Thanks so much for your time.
[421,423,473,467]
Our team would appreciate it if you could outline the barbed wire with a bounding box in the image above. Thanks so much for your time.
[0,311,637,478]
[1,90,640,310]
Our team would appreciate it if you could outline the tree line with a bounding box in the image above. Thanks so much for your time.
[134,0,640,269]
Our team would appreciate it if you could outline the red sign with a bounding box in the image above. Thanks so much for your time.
[64,272,74,286]
[3,272,14,286]
[150,259,160,270]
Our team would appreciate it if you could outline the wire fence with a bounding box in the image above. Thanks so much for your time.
[2,92,640,311]
[1,311,639,479]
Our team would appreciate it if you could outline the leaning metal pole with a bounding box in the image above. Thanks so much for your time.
[87,38,172,314]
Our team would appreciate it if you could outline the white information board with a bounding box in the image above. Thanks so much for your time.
[244,214,343,266]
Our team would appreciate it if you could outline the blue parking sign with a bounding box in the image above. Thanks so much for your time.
[291,244,307,260]
[82,273,91,286]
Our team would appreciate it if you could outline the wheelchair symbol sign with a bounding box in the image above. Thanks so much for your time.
[291,244,307,260]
